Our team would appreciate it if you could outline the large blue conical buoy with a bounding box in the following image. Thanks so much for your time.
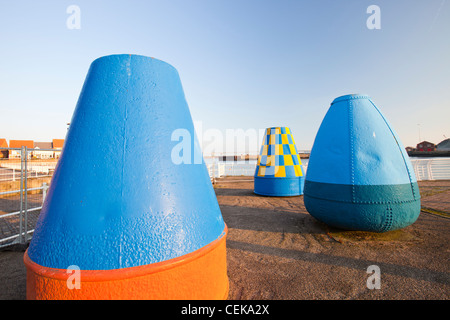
[304,94,420,232]
[24,54,228,299]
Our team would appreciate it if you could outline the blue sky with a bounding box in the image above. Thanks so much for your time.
[0,0,449,154]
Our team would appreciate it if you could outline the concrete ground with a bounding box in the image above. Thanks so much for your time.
[0,178,449,300]
[220,177,449,300]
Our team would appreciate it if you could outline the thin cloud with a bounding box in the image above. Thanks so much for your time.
[429,0,446,32]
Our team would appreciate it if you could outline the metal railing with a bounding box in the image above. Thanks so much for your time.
[410,157,450,181]
[206,158,310,180]
[206,157,450,181]
[0,146,56,248]
[0,184,49,248]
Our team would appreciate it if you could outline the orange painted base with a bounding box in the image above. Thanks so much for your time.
[24,226,228,300]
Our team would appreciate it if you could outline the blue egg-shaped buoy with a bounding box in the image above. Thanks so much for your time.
[304,94,420,232]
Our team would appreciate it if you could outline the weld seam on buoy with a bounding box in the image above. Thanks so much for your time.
[304,193,420,205]
[349,98,356,203]
[381,206,394,232]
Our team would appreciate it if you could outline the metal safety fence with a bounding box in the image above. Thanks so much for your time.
[410,157,450,181]
[0,147,57,248]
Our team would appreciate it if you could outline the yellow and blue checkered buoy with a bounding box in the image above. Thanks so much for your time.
[254,127,305,196]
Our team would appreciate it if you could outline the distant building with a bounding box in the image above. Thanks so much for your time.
[33,142,54,159]
[0,138,8,158]
[4,139,65,159]
[52,139,64,149]
[9,140,34,158]
[416,141,436,152]
[52,139,65,159]
[436,138,450,151]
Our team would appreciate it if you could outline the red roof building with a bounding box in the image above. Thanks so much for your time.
[9,140,34,148]
[0,139,8,158]
[8,140,34,158]
[0,139,8,148]
[416,141,436,152]
[52,139,65,149]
